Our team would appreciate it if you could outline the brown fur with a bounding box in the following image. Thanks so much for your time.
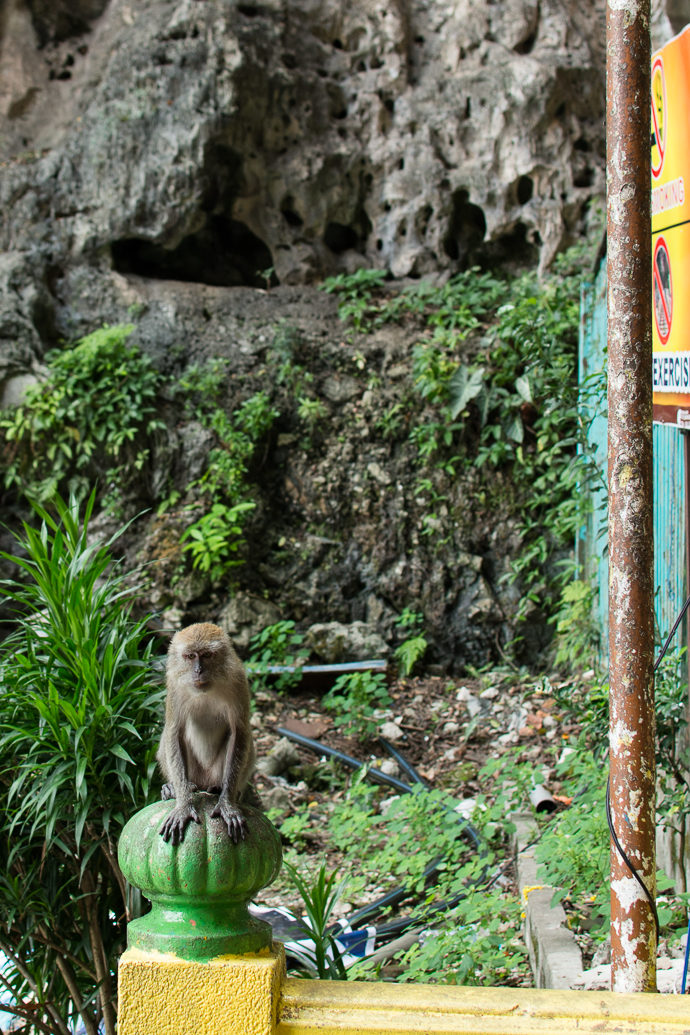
[157,623,255,845]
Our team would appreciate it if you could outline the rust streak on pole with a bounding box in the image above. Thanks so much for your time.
[607,0,655,994]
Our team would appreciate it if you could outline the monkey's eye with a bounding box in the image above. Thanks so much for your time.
[183,653,197,661]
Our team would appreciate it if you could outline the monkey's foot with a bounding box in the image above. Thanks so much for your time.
[158,802,201,845]
[211,798,247,843]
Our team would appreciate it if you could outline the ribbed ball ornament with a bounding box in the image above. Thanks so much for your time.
[118,795,282,959]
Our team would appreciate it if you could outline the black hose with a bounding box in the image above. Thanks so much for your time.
[654,591,690,673]
[378,735,429,788]
[603,593,690,945]
[277,728,413,794]
[277,726,485,937]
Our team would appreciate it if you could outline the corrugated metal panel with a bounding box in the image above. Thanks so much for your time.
[579,261,687,662]
[654,423,686,641]
[578,263,609,658]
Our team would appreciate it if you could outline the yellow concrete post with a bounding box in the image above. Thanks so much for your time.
[118,944,285,1035]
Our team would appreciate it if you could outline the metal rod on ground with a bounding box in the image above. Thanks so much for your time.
[607,0,656,992]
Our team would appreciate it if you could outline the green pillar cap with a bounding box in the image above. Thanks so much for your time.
[118,795,282,960]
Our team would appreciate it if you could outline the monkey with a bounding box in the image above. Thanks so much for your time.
[157,623,255,846]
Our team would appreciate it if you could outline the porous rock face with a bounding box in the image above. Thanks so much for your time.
[0,0,684,668]
[0,0,612,310]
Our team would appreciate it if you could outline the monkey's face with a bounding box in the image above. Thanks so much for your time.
[182,649,220,691]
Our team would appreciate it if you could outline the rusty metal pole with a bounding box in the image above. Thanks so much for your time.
[607,0,656,994]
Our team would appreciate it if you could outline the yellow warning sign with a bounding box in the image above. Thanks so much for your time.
[652,27,690,425]
[652,57,667,178]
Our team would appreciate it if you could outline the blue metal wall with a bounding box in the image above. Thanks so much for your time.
[579,261,687,662]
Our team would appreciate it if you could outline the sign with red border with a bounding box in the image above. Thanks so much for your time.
[653,236,673,345]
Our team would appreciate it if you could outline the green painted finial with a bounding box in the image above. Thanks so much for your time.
[118,795,282,960]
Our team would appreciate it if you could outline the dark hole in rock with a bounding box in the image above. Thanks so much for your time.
[415,35,425,44]
[478,221,539,273]
[238,5,260,16]
[573,166,594,188]
[27,0,108,47]
[282,52,297,69]
[573,136,591,152]
[514,27,537,54]
[517,175,534,205]
[443,188,486,263]
[555,101,566,121]
[384,97,394,114]
[111,216,277,288]
[324,222,358,253]
[8,87,41,120]
[376,239,383,250]
[333,38,343,49]
[281,196,303,228]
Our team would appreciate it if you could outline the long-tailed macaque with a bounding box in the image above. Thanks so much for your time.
[157,623,255,845]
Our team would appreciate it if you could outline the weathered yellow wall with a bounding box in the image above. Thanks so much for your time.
[277,977,690,1034]
[118,944,690,1035]
[117,944,285,1035]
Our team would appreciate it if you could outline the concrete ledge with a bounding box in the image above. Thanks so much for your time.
[118,944,285,1035]
[277,979,690,1034]
[512,812,583,989]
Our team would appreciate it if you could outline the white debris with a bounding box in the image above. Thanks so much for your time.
[379,721,404,742]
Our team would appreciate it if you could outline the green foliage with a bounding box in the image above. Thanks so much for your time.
[297,396,328,429]
[551,579,601,670]
[534,748,610,934]
[0,324,164,502]
[248,620,309,693]
[322,670,392,741]
[180,501,255,580]
[375,402,405,440]
[394,609,428,676]
[321,268,388,331]
[181,391,278,579]
[332,776,526,985]
[267,322,314,396]
[0,492,162,1035]
[278,807,313,848]
[283,861,348,979]
[175,357,230,413]
[323,238,605,639]
[390,886,526,986]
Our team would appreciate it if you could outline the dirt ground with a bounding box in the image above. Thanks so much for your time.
[249,665,586,978]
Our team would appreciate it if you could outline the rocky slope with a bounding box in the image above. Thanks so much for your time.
[0,0,684,669]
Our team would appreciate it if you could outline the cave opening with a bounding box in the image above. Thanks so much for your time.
[111,217,278,288]
[478,221,539,273]
[442,188,486,264]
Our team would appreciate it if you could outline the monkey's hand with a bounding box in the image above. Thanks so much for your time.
[161,782,197,801]
[211,798,247,843]
[159,802,201,845]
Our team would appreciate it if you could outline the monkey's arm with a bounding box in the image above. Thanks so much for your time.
[159,727,201,846]
[211,726,249,843]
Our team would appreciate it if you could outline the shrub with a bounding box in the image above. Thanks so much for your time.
[0,324,164,502]
[0,492,163,1035]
